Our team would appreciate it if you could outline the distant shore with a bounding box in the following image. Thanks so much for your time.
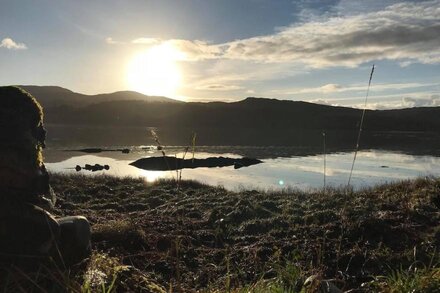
[13,174,440,291]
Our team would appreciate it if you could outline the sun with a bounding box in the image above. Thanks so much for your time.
[126,43,183,97]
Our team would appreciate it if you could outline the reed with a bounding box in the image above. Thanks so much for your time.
[347,64,375,187]
[322,131,326,193]
[176,132,197,190]
[150,129,198,190]
[150,129,173,178]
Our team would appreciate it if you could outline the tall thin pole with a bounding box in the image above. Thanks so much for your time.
[347,64,375,187]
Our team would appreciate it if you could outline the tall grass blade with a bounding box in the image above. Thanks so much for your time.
[191,133,197,163]
[347,64,375,187]
[322,131,326,193]
[150,129,174,180]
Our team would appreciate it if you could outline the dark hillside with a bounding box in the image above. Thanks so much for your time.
[18,85,181,108]
[365,107,440,131]
[14,86,438,147]
[43,96,440,133]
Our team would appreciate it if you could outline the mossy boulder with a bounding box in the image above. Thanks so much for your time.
[0,86,48,199]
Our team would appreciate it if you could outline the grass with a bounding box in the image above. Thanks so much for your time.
[2,174,440,292]
[1,252,166,293]
[366,264,440,292]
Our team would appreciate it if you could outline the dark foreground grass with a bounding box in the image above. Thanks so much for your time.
[3,174,440,292]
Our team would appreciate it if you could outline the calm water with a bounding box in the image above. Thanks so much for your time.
[45,146,440,191]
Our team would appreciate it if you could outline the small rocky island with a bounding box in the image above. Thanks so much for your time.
[130,156,263,171]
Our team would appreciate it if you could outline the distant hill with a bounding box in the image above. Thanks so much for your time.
[18,85,181,108]
[13,86,440,147]
[41,95,440,132]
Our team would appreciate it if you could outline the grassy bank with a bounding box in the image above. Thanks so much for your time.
[5,174,440,292]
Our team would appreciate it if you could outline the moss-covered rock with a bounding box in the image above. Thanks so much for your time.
[0,86,48,199]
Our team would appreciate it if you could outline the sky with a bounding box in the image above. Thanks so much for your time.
[1,0,439,108]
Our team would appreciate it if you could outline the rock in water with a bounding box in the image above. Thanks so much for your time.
[130,155,263,171]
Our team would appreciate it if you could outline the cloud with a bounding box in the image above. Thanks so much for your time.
[128,1,439,104]
[0,38,27,50]
[320,84,342,93]
[309,99,344,107]
[165,39,223,61]
[129,38,222,60]
[309,98,400,110]
[402,95,440,107]
[106,37,160,46]
[105,37,119,44]
[272,82,438,95]
[347,94,440,109]
[131,37,160,45]
[142,1,440,68]
[222,1,440,67]
[271,83,342,95]
[309,91,440,110]
[195,83,243,91]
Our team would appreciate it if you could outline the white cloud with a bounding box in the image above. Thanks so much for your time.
[320,84,342,93]
[402,95,440,107]
[348,94,440,109]
[310,92,440,110]
[130,38,222,60]
[198,60,303,83]
[0,38,27,50]
[131,37,160,45]
[309,99,344,107]
[222,0,440,67]
[311,98,393,110]
[105,37,118,44]
[165,39,223,61]
[139,1,440,68]
[272,82,439,95]
[106,37,159,46]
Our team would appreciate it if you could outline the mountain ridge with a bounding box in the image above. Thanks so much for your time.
[18,85,182,108]
[14,85,440,134]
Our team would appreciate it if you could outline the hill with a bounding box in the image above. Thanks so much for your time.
[18,85,181,108]
[42,95,440,132]
[13,86,440,148]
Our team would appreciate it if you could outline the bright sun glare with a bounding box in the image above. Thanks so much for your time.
[126,44,183,97]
